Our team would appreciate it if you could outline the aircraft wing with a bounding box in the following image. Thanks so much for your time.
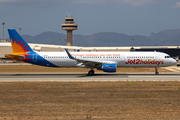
[65,49,117,68]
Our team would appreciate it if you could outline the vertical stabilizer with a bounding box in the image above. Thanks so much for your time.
[8,29,33,53]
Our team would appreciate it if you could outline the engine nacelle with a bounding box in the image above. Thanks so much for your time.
[102,64,116,72]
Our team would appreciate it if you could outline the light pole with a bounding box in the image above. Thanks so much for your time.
[2,22,5,40]
[19,28,21,35]
[59,39,60,45]
[151,32,154,46]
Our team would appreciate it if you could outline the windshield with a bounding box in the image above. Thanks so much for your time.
[165,56,171,58]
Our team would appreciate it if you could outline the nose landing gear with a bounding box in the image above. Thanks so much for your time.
[155,68,159,75]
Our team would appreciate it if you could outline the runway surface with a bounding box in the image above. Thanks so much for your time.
[0,73,180,82]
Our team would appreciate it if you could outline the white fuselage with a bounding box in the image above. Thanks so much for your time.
[35,51,176,68]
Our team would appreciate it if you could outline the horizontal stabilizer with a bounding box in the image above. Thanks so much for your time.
[5,54,25,60]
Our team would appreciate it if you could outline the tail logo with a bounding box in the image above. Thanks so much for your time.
[11,38,30,53]
[11,38,31,62]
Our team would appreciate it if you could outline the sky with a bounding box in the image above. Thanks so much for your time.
[0,0,180,39]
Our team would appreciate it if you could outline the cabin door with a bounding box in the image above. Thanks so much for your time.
[155,54,160,61]
[121,55,126,62]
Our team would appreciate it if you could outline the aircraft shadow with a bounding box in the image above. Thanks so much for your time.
[0,73,180,78]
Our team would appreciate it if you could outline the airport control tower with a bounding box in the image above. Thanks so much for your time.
[61,13,78,46]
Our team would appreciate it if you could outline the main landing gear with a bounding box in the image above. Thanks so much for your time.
[88,69,94,75]
[155,68,159,75]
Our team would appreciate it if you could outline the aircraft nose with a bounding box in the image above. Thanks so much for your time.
[171,58,177,65]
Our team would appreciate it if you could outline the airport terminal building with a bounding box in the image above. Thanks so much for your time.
[0,41,180,63]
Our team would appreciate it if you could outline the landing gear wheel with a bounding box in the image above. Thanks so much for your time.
[88,70,94,75]
[155,68,159,75]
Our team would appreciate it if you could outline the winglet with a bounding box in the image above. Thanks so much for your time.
[65,49,74,59]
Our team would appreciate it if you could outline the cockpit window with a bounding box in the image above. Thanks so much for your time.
[165,56,170,58]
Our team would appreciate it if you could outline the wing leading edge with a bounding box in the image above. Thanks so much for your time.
[64,49,117,68]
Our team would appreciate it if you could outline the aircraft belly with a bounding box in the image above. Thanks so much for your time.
[50,59,76,67]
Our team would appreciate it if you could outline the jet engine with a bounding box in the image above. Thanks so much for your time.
[102,64,116,72]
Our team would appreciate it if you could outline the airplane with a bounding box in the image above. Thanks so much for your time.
[5,29,177,75]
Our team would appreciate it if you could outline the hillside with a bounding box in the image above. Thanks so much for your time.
[22,29,180,47]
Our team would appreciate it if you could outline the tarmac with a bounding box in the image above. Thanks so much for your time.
[0,73,180,82]
[0,64,180,82]
[163,66,180,72]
